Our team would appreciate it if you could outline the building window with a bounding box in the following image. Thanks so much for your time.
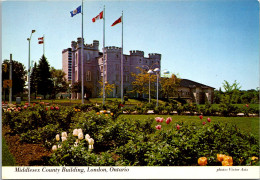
[116,74,119,81]
[75,53,78,66]
[116,64,120,70]
[75,70,78,81]
[139,59,142,63]
[86,71,91,81]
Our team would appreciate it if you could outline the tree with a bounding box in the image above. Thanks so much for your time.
[160,74,181,99]
[30,62,38,99]
[71,81,93,99]
[50,67,69,99]
[2,59,27,98]
[131,67,156,98]
[99,78,115,97]
[37,55,53,99]
[213,88,223,104]
[222,80,241,104]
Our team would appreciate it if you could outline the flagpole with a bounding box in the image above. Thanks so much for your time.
[102,5,106,105]
[43,34,45,56]
[81,0,84,104]
[121,11,124,103]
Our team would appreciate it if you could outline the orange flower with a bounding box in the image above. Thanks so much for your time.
[111,113,114,116]
[217,154,226,162]
[105,114,108,117]
[96,112,100,115]
[251,156,258,161]
[222,161,231,166]
[222,156,233,166]
[104,110,107,113]
[198,157,207,166]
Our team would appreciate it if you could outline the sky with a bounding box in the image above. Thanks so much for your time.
[2,0,259,91]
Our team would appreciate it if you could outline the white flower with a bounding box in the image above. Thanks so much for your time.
[88,144,94,150]
[73,129,78,136]
[77,128,83,134]
[56,134,60,141]
[78,132,84,140]
[85,134,90,140]
[74,142,78,147]
[61,136,67,142]
[88,138,94,145]
[58,144,62,149]
[61,132,67,138]
[52,145,57,151]
[88,138,94,150]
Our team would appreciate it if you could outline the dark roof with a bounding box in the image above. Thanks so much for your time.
[180,79,215,89]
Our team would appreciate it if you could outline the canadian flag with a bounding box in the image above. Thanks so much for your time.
[38,37,44,44]
[92,11,103,23]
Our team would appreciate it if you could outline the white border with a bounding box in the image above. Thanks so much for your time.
[2,166,260,179]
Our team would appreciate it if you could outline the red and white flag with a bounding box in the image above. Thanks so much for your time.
[111,16,122,26]
[38,37,44,44]
[92,11,103,22]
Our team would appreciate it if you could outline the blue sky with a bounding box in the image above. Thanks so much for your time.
[2,0,259,90]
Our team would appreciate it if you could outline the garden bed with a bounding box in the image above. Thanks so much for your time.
[2,103,259,166]
[2,125,51,166]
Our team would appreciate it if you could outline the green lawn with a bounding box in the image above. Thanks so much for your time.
[120,114,259,139]
[2,137,16,166]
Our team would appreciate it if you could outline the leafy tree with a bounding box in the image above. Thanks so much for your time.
[71,81,93,99]
[2,59,27,98]
[160,74,180,100]
[240,89,259,104]
[214,88,223,104]
[99,78,115,97]
[37,55,53,99]
[131,67,156,98]
[50,67,69,99]
[222,80,241,104]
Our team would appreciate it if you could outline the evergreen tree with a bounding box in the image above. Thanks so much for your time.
[30,62,38,99]
[37,55,53,99]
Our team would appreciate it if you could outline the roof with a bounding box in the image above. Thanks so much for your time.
[179,79,215,89]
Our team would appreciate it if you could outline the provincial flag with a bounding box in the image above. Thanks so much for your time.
[92,11,103,22]
[38,37,44,44]
[111,16,122,26]
[70,6,81,17]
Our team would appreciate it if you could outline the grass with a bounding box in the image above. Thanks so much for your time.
[2,137,16,166]
[120,114,259,139]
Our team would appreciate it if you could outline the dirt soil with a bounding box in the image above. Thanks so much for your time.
[2,125,51,166]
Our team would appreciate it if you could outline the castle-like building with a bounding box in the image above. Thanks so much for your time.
[62,37,161,99]
[62,37,214,104]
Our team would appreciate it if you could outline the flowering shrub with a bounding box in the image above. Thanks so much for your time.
[2,104,259,166]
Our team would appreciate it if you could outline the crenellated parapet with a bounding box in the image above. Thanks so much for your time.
[71,41,77,51]
[104,46,122,53]
[148,53,161,59]
[129,50,144,57]
[71,38,100,51]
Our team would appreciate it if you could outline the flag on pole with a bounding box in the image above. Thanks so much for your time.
[111,16,122,26]
[70,6,81,17]
[38,37,44,44]
[92,11,103,22]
